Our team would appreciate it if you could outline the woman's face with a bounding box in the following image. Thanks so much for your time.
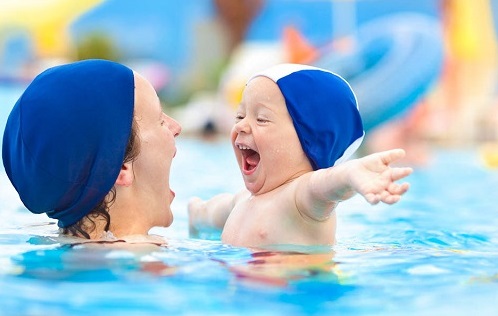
[129,73,181,229]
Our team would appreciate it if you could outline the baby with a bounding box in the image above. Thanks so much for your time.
[188,63,412,247]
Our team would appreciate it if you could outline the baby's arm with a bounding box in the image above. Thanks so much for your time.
[343,149,413,205]
[297,149,413,220]
[188,190,247,233]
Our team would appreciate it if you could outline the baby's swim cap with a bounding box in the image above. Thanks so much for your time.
[2,59,134,227]
[251,63,364,170]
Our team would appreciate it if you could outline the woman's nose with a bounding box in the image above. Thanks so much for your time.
[167,116,182,137]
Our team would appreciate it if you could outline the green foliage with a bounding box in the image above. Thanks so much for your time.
[75,32,120,61]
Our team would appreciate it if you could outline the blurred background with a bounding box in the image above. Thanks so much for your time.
[1,0,498,167]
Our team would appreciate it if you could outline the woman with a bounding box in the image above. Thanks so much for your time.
[2,59,181,240]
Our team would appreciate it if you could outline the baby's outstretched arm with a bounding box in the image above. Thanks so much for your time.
[188,190,249,233]
[344,149,413,204]
[188,193,235,232]
[297,149,413,220]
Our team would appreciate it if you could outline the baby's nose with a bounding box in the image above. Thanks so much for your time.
[234,119,250,134]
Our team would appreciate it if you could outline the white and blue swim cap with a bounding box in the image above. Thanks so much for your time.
[250,63,364,170]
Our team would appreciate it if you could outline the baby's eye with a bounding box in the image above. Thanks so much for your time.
[257,117,269,123]
[235,114,245,122]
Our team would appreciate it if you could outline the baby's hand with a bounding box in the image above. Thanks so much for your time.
[347,149,413,205]
[187,193,235,234]
[188,197,204,224]
[188,196,206,237]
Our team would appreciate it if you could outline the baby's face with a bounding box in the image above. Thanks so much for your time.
[231,76,312,195]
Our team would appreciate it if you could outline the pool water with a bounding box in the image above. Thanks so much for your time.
[1,86,498,315]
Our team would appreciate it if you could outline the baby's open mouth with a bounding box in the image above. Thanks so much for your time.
[238,145,260,172]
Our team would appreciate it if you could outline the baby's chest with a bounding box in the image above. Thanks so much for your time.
[222,200,297,245]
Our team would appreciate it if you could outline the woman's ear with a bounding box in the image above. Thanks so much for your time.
[115,161,134,187]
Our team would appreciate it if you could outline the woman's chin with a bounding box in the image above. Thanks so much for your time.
[163,208,174,227]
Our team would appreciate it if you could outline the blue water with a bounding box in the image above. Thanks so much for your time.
[1,86,498,315]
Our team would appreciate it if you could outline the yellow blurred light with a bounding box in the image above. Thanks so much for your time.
[0,0,103,57]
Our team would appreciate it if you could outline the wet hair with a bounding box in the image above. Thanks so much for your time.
[62,120,140,239]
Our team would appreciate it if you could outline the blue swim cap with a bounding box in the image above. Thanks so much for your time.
[2,59,134,228]
[252,63,364,170]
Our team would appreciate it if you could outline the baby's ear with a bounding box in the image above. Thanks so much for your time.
[115,162,134,187]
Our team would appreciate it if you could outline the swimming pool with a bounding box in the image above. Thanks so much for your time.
[1,86,497,315]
